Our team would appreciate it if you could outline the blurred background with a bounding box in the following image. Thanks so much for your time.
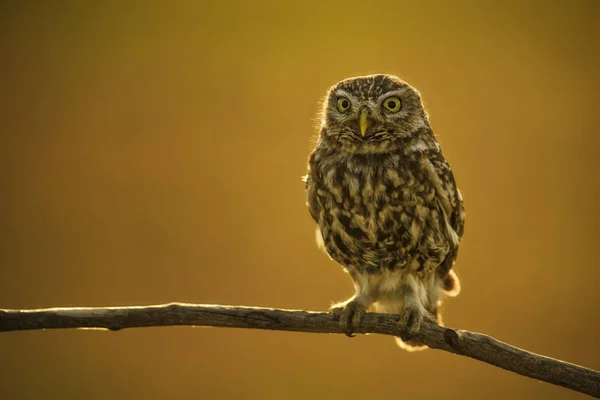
[1,1,598,399]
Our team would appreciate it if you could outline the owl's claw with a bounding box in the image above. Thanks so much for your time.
[330,299,367,337]
[397,306,424,341]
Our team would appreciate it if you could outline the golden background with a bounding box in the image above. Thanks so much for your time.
[1,1,598,399]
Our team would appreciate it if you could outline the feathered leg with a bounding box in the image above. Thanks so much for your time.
[330,277,374,337]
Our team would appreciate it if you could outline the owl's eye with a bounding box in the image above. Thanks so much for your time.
[382,96,402,112]
[336,97,351,112]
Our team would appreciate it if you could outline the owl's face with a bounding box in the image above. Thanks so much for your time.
[320,74,429,152]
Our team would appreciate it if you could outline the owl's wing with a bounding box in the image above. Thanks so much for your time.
[303,172,319,223]
[429,152,465,278]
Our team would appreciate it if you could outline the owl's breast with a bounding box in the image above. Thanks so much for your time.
[310,152,450,275]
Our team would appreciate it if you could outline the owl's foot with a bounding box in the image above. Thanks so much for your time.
[397,305,425,340]
[330,298,367,337]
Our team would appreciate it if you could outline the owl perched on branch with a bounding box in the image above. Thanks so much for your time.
[304,74,464,350]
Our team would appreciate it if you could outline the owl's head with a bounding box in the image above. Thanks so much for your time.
[319,74,430,152]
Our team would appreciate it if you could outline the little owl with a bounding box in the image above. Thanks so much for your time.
[304,74,464,350]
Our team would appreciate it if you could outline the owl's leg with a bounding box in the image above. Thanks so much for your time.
[397,277,437,340]
[330,275,373,337]
[395,304,437,352]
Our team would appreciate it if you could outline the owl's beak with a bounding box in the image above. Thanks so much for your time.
[359,110,369,136]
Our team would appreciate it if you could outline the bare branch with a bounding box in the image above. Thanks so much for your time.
[1,303,598,397]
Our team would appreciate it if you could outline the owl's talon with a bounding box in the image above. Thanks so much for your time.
[330,299,367,337]
[397,306,424,339]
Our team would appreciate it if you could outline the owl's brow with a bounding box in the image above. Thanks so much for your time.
[332,89,358,102]
[376,89,407,103]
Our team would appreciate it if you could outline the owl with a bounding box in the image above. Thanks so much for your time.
[304,74,464,350]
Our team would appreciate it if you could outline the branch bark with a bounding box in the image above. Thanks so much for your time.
[1,303,598,398]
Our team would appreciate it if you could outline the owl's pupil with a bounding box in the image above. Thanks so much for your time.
[388,101,396,109]
[341,100,349,108]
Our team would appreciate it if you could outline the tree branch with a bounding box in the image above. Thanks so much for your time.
[1,303,598,397]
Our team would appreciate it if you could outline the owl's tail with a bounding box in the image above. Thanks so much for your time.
[395,336,429,352]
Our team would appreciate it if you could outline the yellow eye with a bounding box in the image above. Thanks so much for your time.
[383,96,402,112]
[336,97,351,112]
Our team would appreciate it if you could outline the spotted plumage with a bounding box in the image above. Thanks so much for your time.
[304,74,464,350]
